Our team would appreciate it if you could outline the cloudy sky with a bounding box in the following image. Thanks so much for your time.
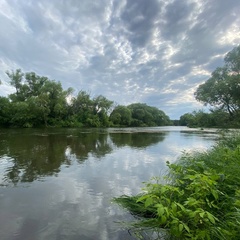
[0,0,239,119]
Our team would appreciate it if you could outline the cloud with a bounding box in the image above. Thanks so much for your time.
[120,0,162,46]
[0,0,240,118]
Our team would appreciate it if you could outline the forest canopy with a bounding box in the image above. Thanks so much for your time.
[0,69,170,128]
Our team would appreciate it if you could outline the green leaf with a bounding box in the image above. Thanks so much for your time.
[161,215,167,224]
[176,203,185,211]
[136,195,149,203]
[164,207,170,217]
[157,204,164,216]
[199,212,205,218]
[179,223,184,232]
[183,223,190,233]
[211,190,218,200]
[145,197,153,207]
[206,212,216,224]
[171,219,179,225]
[189,210,197,218]
[171,202,177,213]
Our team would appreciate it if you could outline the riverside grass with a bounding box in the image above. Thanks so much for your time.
[113,133,240,239]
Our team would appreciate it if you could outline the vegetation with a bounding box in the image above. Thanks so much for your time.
[1,46,239,128]
[179,46,240,128]
[179,110,231,128]
[114,133,240,239]
[110,103,170,127]
[0,69,170,128]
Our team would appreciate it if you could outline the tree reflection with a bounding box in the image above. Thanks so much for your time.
[66,132,112,161]
[0,129,112,185]
[109,132,167,149]
[0,129,167,185]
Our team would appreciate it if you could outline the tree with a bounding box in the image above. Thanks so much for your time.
[24,72,48,97]
[179,113,195,126]
[71,91,93,124]
[224,45,240,74]
[41,80,69,122]
[195,46,240,118]
[0,97,11,127]
[92,95,113,115]
[110,105,132,126]
[5,69,71,127]
[92,95,113,126]
[127,103,170,126]
[6,69,25,101]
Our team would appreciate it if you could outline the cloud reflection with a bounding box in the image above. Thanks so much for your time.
[0,127,218,239]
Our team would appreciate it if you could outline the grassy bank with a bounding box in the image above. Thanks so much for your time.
[113,133,240,239]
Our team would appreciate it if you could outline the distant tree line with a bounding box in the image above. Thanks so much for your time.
[0,69,171,128]
[178,45,240,128]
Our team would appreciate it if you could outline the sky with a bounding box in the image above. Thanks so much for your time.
[0,0,239,119]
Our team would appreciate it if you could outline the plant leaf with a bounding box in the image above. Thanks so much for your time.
[179,223,184,232]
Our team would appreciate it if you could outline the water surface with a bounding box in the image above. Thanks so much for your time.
[0,127,218,240]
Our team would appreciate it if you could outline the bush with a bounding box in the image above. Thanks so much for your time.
[114,133,240,239]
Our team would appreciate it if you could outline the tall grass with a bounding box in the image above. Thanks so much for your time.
[113,133,240,239]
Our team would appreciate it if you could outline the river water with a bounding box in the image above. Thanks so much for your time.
[0,127,218,240]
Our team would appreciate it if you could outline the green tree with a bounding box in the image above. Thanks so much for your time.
[92,95,113,127]
[0,97,11,127]
[5,69,71,127]
[71,91,94,125]
[209,109,230,127]
[93,95,113,115]
[24,72,48,97]
[128,103,170,126]
[110,105,132,126]
[179,113,195,126]
[192,110,213,127]
[225,45,240,74]
[41,80,70,124]
[6,69,25,101]
[179,109,232,128]
[195,46,240,118]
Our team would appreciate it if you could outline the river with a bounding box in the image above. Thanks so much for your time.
[0,127,218,240]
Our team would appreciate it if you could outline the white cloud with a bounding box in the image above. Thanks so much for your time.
[0,0,240,118]
[218,22,240,46]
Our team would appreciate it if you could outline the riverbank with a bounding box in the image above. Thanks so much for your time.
[114,132,240,239]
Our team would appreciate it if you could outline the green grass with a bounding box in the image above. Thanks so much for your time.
[113,133,240,239]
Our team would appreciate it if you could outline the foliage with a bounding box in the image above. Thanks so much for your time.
[5,69,72,127]
[179,113,196,127]
[189,46,240,128]
[109,105,132,126]
[114,133,240,239]
[109,103,171,127]
[179,109,240,128]
[195,46,240,120]
[1,69,170,128]
[0,97,11,127]
[127,103,171,127]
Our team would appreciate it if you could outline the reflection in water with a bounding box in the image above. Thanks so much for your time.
[109,132,167,149]
[0,129,115,184]
[0,127,218,240]
[0,129,167,185]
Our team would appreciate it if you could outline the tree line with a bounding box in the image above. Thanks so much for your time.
[0,69,171,128]
[1,46,239,128]
[178,45,240,128]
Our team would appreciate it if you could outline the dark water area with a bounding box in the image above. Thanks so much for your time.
[0,127,218,240]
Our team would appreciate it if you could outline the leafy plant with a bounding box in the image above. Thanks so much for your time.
[114,134,240,239]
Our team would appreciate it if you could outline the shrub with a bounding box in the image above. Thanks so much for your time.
[114,134,240,239]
